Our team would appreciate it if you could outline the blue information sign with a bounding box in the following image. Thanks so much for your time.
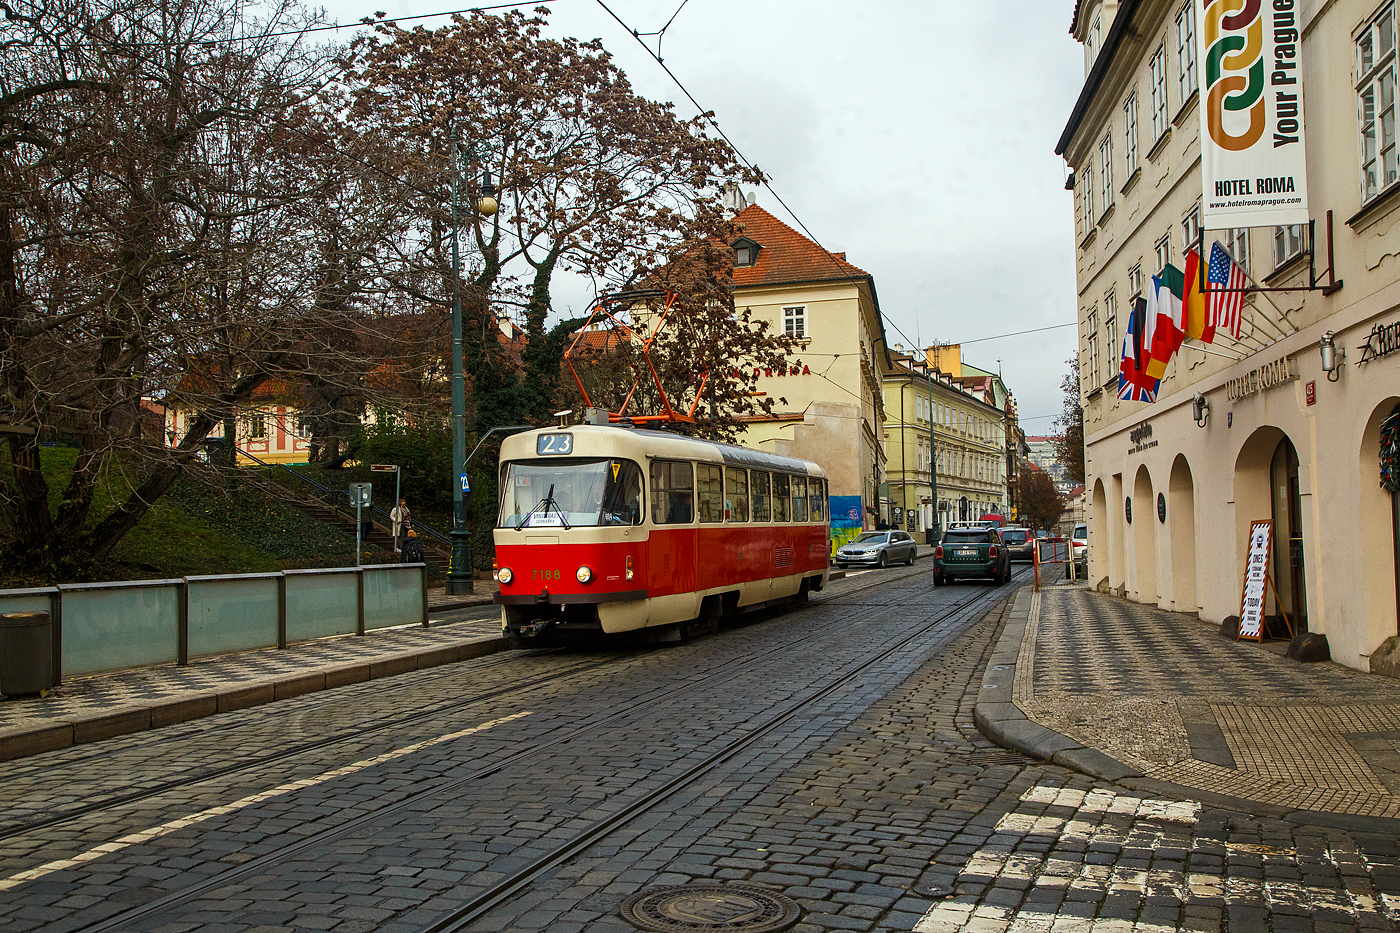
[460,473,471,493]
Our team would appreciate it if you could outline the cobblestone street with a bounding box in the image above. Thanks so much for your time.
[1,566,1398,932]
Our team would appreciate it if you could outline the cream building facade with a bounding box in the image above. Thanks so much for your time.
[724,204,892,549]
[1060,0,1400,672]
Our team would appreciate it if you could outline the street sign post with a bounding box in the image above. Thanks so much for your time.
[349,482,373,566]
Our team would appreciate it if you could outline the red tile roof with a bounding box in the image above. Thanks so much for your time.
[729,205,869,289]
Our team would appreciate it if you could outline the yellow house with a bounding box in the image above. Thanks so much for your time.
[724,203,892,549]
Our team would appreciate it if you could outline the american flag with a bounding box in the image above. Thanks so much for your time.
[1206,241,1246,339]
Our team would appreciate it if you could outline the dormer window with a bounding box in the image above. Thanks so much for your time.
[731,236,761,267]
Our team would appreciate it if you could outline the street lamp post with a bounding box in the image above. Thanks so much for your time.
[447,130,498,596]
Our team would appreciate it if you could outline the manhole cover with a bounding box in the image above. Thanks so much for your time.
[620,883,802,933]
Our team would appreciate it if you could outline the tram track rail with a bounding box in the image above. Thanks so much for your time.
[63,565,1031,933]
[0,561,929,843]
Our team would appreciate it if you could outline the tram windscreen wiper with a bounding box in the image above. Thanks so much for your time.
[516,483,571,531]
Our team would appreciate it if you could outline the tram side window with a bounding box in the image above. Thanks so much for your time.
[751,471,771,522]
[726,467,749,522]
[650,460,694,524]
[601,460,644,525]
[697,463,725,523]
[772,473,791,522]
[791,475,808,522]
[809,478,825,522]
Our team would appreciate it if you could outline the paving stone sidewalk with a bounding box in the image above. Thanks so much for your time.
[0,597,506,762]
[977,584,1400,823]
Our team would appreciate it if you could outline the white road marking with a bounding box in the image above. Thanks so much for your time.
[0,712,531,891]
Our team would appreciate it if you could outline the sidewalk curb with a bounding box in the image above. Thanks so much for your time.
[973,589,1400,836]
[0,635,510,764]
[428,596,497,613]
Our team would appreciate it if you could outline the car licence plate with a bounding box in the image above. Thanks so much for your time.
[957,548,977,557]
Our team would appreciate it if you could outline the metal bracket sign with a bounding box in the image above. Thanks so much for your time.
[1358,319,1400,364]
[460,473,471,494]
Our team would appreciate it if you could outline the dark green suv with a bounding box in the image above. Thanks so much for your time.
[934,527,1011,586]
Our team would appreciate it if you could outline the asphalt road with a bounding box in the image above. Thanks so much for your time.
[1,562,1396,933]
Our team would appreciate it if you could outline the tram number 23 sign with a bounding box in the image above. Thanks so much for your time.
[1238,520,1272,641]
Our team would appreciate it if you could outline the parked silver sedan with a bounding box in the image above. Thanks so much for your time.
[834,530,918,568]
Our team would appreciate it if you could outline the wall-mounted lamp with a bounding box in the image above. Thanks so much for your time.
[1191,392,1210,428]
[1320,331,1344,382]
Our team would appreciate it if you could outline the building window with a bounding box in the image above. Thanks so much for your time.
[1360,7,1398,202]
[1099,134,1113,215]
[732,237,760,267]
[1104,291,1118,384]
[1086,308,1101,390]
[1150,45,1169,141]
[1176,2,1197,105]
[1128,262,1143,298]
[1124,92,1139,174]
[1087,11,1103,66]
[1155,234,1171,273]
[1081,166,1094,231]
[783,306,806,338]
[248,413,266,439]
[1182,207,1200,256]
[1274,224,1305,267]
[1223,227,1250,273]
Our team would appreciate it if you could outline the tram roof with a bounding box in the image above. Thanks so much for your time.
[501,424,826,478]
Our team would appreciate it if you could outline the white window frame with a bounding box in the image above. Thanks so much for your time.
[1103,291,1118,385]
[1358,5,1398,202]
[1150,44,1169,142]
[1086,308,1101,391]
[1223,227,1250,273]
[1182,207,1201,257]
[1128,262,1143,298]
[1081,166,1094,231]
[1124,92,1139,175]
[783,306,806,338]
[1099,133,1113,216]
[1273,224,1305,267]
[1176,2,1197,105]
[1155,234,1172,274]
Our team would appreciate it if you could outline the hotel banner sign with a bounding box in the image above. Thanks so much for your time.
[1198,0,1310,228]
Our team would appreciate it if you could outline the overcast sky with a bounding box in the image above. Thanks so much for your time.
[321,0,1087,430]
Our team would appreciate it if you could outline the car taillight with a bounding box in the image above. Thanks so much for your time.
[989,546,999,558]
[935,546,943,558]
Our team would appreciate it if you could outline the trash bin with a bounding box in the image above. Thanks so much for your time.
[0,611,54,697]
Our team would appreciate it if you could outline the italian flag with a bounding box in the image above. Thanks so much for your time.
[1145,264,1185,380]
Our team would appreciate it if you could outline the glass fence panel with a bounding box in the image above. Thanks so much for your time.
[286,572,358,642]
[63,585,178,675]
[0,593,54,616]
[188,577,279,657]
[362,566,423,630]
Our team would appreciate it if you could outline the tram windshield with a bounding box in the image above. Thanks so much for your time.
[498,458,643,528]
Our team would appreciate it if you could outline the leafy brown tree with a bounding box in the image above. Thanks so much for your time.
[341,8,765,430]
[1015,467,1065,531]
[1055,356,1086,486]
[0,0,373,575]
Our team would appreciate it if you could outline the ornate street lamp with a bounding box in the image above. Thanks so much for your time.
[446,132,502,595]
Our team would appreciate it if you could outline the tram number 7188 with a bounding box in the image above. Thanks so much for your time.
[531,569,562,581]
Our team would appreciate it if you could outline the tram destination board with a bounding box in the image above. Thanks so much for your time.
[537,433,573,456]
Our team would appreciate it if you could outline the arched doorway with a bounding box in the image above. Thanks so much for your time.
[1270,437,1308,633]
[1091,478,1109,587]
[1360,398,1400,645]
[1132,465,1158,605]
[1169,455,1198,613]
[1110,472,1125,590]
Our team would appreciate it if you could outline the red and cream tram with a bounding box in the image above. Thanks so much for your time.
[493,424,831,644]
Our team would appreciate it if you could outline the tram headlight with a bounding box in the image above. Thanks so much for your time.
[576,565,593,584]
[625,555,634,581]
[496,567,513,585]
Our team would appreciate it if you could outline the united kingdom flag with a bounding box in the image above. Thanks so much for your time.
[1118,295,1161,402]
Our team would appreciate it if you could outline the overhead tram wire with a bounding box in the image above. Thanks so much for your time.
[592,0,924,356]
[82,0,561,48]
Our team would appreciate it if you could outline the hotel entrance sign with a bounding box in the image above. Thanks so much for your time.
[1238,521,1272,641]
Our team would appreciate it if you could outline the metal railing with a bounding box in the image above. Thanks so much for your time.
[235,447,451,548]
